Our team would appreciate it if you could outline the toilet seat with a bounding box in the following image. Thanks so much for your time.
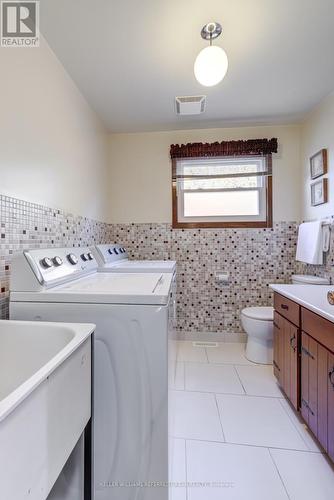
[241,306,274,321]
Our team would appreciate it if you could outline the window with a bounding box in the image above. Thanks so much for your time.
[172,155,272,228]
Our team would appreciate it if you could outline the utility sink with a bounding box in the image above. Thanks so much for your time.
[0,319,94,500]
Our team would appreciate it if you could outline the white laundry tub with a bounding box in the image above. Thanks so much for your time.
[0,319,94,500]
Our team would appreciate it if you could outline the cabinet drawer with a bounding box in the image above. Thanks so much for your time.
[302,308,334,352]
[274,293,300,326]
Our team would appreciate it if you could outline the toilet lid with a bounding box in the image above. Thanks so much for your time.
[242,306,274,321]
[291,274,330,285]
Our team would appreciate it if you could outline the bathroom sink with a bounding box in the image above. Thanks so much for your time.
[0,319,94,500]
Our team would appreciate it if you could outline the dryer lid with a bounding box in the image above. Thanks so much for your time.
[102,259,176,273]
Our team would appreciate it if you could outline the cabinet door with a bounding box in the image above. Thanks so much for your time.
[317,344,328,451]
[328,352,334,461]
[300,333,318,435]
[301,333,317,434]
[301,332,310,424]
[282,317,299,409]
[301,332,330,451]
[300,329,334,462]
[273,312,283,386]
[307,336,318,437]
[289,321,299,409]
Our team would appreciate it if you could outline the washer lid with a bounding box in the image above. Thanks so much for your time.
[292,274,330,285]
[10,272,173,306]
[242,306,274,321]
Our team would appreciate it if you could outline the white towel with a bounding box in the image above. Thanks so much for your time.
[296,221,323,265]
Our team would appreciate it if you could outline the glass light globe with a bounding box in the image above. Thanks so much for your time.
[194,45,228,87]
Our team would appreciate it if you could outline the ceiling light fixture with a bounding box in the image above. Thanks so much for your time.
[194,22,228,87]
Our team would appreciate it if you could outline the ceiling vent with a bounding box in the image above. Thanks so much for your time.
[175,95,206,115]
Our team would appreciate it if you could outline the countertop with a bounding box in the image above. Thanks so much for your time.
[270,284,334,324]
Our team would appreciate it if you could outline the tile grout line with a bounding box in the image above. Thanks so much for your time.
[169,387,285,399]
[184,439,189,500]
[176,360,254,366]
[268,448,292,500]
[169,435,321,454]
[214,393,226,443]
[278,398,320,453]
[233,364,247,395]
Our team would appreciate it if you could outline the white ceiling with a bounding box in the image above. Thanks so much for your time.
[41,0,334,133]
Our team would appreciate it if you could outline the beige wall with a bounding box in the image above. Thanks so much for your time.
[108,124,301,223]
[0,37,110,222]
[301,92,334,221]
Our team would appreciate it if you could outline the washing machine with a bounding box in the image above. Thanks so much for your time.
[10,247,174,500]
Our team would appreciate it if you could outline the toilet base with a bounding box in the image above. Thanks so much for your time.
[245,337,273,364]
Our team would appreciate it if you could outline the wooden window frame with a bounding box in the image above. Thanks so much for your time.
[172,154,273,229]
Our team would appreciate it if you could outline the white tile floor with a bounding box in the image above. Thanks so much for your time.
[169,341,334,500]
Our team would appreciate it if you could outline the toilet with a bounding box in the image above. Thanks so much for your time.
[241,274,330,364]
[241,306,274,364]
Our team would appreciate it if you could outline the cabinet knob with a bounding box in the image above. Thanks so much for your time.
[281,304,289,310]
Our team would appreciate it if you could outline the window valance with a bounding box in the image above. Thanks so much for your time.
[170,138,278,159]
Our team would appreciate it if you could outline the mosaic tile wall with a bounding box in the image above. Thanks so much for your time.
[0,193,301,335]
[109,222,300,336]
[0,194,112,319]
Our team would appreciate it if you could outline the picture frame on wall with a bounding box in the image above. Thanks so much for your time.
[311,178,328,206]
[310,148,327,179]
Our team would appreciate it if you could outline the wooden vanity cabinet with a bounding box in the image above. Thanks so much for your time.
[300,333,334,459]
[283,318,299,410]
[328,352,334,461]
[273,311,283,385]
[300,332,321,439]
[301,309,334,461]
[273,294,300,410]
[274,291,334,463]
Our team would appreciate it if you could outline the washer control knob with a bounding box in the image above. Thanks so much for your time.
[87,252,94,260]
[122,248,126,253]
[81,253,89,261]
[41,257,53,268]
[67,253,78,265]
[113,248,119,255]
[108,248,113,255]
[53,256,63,266]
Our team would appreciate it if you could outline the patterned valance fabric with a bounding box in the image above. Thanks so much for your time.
[170,138,278,159]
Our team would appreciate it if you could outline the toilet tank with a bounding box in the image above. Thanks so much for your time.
[291,274,330,285]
